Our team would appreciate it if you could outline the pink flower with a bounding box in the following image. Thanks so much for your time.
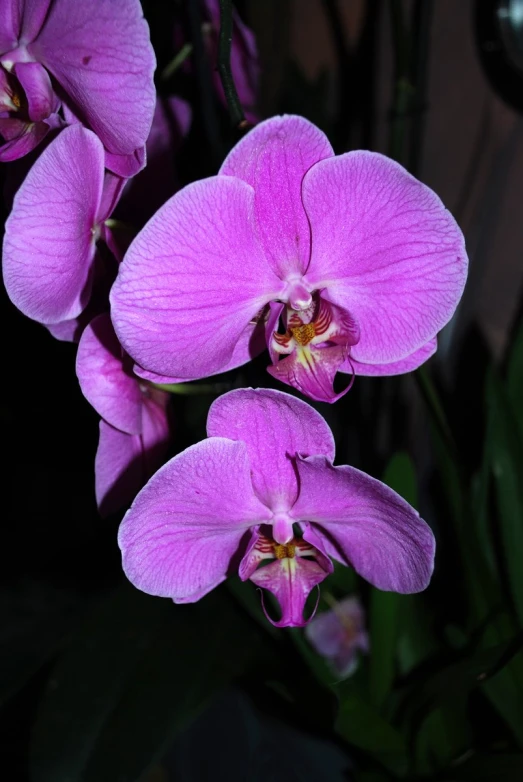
[305,596,369,677]
[118,388,435,627]
[0,0,155,175]
[111,115,467,403]
[76,314,172,517]
[2,125,125,329]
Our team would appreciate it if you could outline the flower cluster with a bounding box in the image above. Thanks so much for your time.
[1,2,468,629]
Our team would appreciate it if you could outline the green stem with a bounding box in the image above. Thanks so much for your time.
[160,42,193,81]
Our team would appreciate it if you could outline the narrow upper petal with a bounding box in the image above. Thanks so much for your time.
[302,151,467,364]
[220,115,333,277]
[29,0,156,154]
[13,61,56,122]
[2,124,103,323]
[292,456,435,593]
[95,419,145,518]
[118,438,272,600]
[0,1,21,53]
[345,338,437,376]
[76,313,142,435]
[110,176,284,378]
[207,388,335,510]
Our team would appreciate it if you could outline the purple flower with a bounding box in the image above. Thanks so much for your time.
[2,124,125,330]
[118,388,435,627]
[305,596,369,677]
[0,0,155,174]
[76,313,172,517]
[110,115,467,403]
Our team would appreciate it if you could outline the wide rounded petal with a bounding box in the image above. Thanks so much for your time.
[207,388,335,510]
[345,338,437,376]
[292,456,435,593]
[118,438,272,601]
[220,115,333,277]
[76,313,142,434]
[2,125,103,323]
[30,0,156,154]
[303,151,467,363]
[111,176,284,378]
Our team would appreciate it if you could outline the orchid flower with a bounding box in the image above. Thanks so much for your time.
[111,115,467,403]
[305,596,369,677]
[2,124,125,331]
[76,314,172,517]
[0,0,155,175]
[118,388,435,627]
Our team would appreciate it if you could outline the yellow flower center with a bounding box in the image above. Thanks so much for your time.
[290,322,316,346]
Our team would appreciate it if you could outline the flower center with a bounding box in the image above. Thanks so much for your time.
[290,322,316,346]
[274,541,296,559]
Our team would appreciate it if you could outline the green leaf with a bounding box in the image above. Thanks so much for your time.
[369,452,417,709]
[486,371,523,625]
[336,690,408,776]
[507,311,523,439]
[448,752,523,780]
[30,583,267,782]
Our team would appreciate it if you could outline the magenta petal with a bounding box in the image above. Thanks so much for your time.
[250,557,329,628]
[104,145,146,178]
[346,338,437,376]
[76,314,142,434]
[293,456,435,593]
[30,0,156,155]
[111,176,284,378]
[267,344,350,404]
[0,116,49,160]
[17,0,52,43]
[220,115,333,277]
[302,151,468,364]
[207,388,335,509]
[96,420,145,518]
[13,61,56,121]
[305,596,369,677]
[118,438,272,600]
[0,2,21,52]
[2,124,103,323]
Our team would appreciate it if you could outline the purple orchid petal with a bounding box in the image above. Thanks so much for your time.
[118,438,272,600]
[346,338,437,376]
[302,151,467,364]
[219,115,333,277]
[305,596,369,677]
[29,0,156,156]
[13,61,56,122]
[17,0,52,44]
[250,556,329,628]
[2,124,104,323]
[111,176,285,378]
[0,116,49,160]
[104,145,146,178]
[267,344,351,404]
[95,391,171,518]
[98,171,126,222]
[76,313,143,435]
[0,2,21,52]
[292,455,435,593]
[207,388,335,512]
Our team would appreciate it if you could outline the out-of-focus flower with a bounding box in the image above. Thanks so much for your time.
[0,0,155,175]
[76,314,172,517]
[111,115,467,403]
[116,96,192,229]
[2,125,125,329]
[305,596,369,678]
[118,388,435,627]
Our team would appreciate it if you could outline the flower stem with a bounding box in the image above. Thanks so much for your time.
[217,0,247,129]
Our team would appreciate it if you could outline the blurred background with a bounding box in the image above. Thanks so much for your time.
[2,1,523,780]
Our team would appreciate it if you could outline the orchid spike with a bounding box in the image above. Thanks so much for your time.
[76,314,172,517]
[2,125,125,328]
[0,0,155,174]
[111,114,467,403]
[118,388,435,628]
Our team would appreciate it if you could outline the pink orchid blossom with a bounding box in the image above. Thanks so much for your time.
[76,313,172,517]
[2,124,125,330]
[305,596,369,677]
[0,0,155,175]
[118,388,435,628]
[110,115,467,403]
